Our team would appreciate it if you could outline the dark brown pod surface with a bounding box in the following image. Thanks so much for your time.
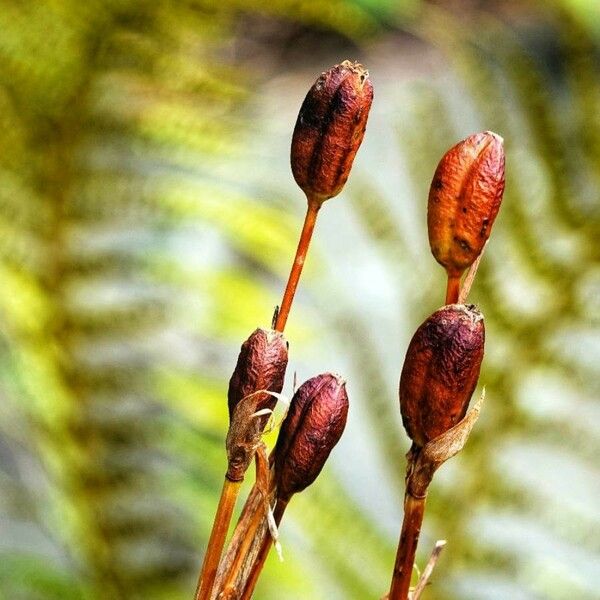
[227,328,288,421]
[291,60,373,203]
[428,131,505,278]
[399,305,485,447]
[274,373,349,502]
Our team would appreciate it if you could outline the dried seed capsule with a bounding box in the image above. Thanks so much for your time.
[274,373,349,502]
[291,60,373,204]
[428,131,505,278]
[227,328,288,421]
[399,305,484,447]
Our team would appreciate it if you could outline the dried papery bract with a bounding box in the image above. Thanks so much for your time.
[399,304,485,448]
[195,328,288,600]
[237,373,349,599]
[428,131,505,303]
[291,60,374,204]
[275,60,373,332]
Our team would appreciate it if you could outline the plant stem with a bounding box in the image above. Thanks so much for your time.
[219,502,267,597]
[389,492,427,600]
[411,540,446,600]
[239,499,288,600]
[445,275,461,305]
[274,199,320,332]
[212,485,263,598]
[195,478,242,600]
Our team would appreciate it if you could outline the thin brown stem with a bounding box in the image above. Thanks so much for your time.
[389,493,427,600]
[411,540,446,600]
[239,499,288,600]
[274,200,320,332]
[219,501,266,597]
[445,275,461,305]
[195,478,242,600]
[212,485,263,598]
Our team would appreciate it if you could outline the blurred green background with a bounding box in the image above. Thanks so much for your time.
[0,0,598,598]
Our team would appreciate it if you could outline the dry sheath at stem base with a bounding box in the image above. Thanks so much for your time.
[239,500,287,600]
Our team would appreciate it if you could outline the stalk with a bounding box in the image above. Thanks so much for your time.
[445,275,461,304]
[195,478,242,600]
[212,485,264,598]
[219,501,267,597]
[239,499,287,600]
[275,200,320,332]
[388,492,427,600]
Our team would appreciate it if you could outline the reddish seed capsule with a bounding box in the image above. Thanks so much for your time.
[291,60,374,204]
[227,328,288,421]
[274,373,349,502]
[428,131,505,278]
[399,305,485,447]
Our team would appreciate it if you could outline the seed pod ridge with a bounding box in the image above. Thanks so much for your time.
[291,60,374,203]
[428,131,505,277]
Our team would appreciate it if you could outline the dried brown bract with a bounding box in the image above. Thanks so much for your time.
[291,60,373,204]
[399,304,485,448]
[274,373,349,501]
[428,131,505,278]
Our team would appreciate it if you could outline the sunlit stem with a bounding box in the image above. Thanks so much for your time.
[411,540,446,600]
[239,499,288,600]
[195,478,242,600]
[445,275,461,305]
[388,492,427,600]
[219,504,265,597]
[274,198,320,332]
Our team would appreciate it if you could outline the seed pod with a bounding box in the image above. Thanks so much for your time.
[399,305,485,447]
[291,60,373,204]
[274,373,349,502]
[428,131,505,278]
[227,328,288,421]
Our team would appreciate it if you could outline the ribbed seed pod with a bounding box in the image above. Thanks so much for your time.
[399,305,485,447]
[274,373,349,502]
[428,131,505,278]
[291,60,373,204]
[227,328,288,421]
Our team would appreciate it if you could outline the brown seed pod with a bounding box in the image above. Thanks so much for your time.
[227,328,288,421]
[428,131,505,278]
[399,305,485,448]
[274,373,349,502]
[291,60,373,204]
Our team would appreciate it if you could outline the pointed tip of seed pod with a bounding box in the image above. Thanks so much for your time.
[445,303,484,324]
[339,59,370,82]
[484,130,504,144]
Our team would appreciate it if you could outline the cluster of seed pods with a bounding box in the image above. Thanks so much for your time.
[196,61,373,600]
[399,131,505,451]
[389,132,505,600]
[199,59,507,600]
